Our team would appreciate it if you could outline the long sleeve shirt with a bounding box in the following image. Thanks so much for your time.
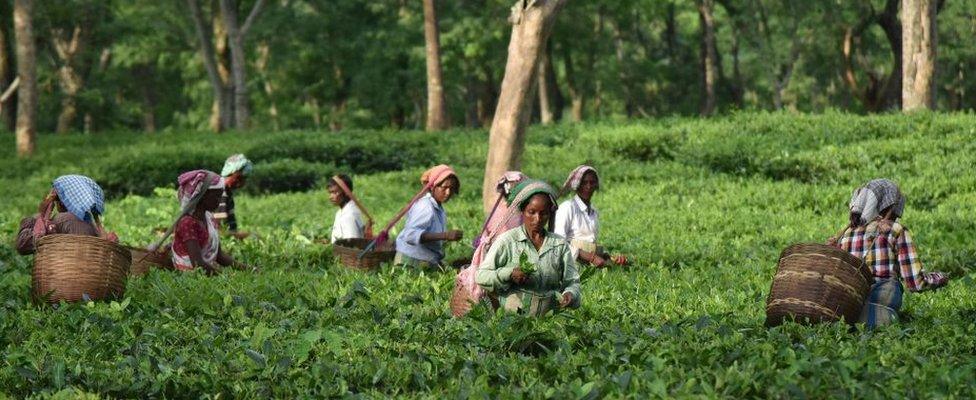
[331,202,365,243]
[476,226,581,312]
[837,220,936,292]
[16,213,99,255]
[554,195,600,258]
[395,193,447,265]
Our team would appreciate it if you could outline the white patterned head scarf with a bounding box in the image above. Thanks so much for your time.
[221,154,253,177]
[849,179,905,226]
[559,165,599,198]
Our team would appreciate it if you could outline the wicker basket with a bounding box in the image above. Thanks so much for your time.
[765,243,874,327]
[450,279,476,317]
[333,238,395,271]
[125,245,173,276]
[32,234,131,304]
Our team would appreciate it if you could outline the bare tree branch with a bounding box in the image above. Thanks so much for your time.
[240,0,268,37]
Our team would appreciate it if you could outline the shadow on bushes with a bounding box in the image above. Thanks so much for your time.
[94,132,438,197]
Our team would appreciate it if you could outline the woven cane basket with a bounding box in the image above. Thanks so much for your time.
[450,279,476,317]
[125,246,173,276]
[333,238,394,271]
[765,243,874,327]
[32,234,131,304]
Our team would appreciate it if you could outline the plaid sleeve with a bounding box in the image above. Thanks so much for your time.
[896,227,927,292]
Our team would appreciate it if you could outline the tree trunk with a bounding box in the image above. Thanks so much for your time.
[664,1,677,58]
[14,0,35,157]
[188,0,231,132]
[536,49,554,124]
[477,68,497,127]
[562,48,584,122]
[135,65,157,133]
[219,0,266,130]
[464,76,481,128]
[423,0,449,131]
[697,0,718,117]
[901,0,937,111]
[0,3,14,132]
[255,42,278,131]
[611,22,637,117]
[52,26,86,134]
[482,0,568,212]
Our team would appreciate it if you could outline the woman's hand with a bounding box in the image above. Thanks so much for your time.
[511,267,529,284]
[591,254,608,268]
[202,263,221,276]
[559,292,573,308]
[610,254,628,266]
[925,271,949,288]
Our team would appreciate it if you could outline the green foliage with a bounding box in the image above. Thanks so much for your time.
[0,114,975,397]
[5,0,975,137]
[244,158,332,195]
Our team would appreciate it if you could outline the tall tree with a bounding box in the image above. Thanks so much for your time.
[14,0,36,157]
[422,0,448,131]
[697,0,718,116]
[901,0,937,110]
[483,0,568,212]
[219,0,267,130]
[840,0,902,112]
[0,0,15,131]
[51,26,87,134]
[187,0,232,132]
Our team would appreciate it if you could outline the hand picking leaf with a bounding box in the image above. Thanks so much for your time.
[518,252,536,275]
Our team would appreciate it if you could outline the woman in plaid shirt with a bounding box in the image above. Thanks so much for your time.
[832,179,948,328]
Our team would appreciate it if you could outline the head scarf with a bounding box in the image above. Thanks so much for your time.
[508,179,558,211]
[51,175,105,222]
[221,154,253,177]
[560,165,599,197]
[177,170,224,213]
[456,177,551,311]
[496,171,527,196]
[146,170,223,253]
[849,179,906,226]
[360,164,459,257]
[421,164,457,189]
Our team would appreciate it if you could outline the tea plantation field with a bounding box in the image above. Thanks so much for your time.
[1,112,975,398]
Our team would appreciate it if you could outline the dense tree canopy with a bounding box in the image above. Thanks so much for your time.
[0,0,973,135]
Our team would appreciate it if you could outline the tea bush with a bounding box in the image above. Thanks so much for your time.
[0,112,975,398]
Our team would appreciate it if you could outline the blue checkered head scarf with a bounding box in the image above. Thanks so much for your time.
[52,175,105,222]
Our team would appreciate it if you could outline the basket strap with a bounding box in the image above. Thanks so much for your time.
[31,192,58,245]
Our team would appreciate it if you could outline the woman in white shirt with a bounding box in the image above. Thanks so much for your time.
[328,174,366,243]
[554,165,627,268]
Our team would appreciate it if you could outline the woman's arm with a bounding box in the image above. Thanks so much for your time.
[559,247,581,308]
[896,228,946,291]
[184,239,218,275]
[399,204,433,245]
[577,249,608,267]
[475,239,517,292]
[15,216,38,255]
[216,246,254,271]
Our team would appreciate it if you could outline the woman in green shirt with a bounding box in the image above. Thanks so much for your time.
[476,180,581,316]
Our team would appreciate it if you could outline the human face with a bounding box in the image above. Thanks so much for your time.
[522,194,552,234]
[431,176,459,204]
[226,172,247,190]
[198,189,223,212]
[328,185,348,207]
[577,170,599,202]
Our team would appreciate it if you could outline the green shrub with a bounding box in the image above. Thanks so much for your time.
[243,159,333,194]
